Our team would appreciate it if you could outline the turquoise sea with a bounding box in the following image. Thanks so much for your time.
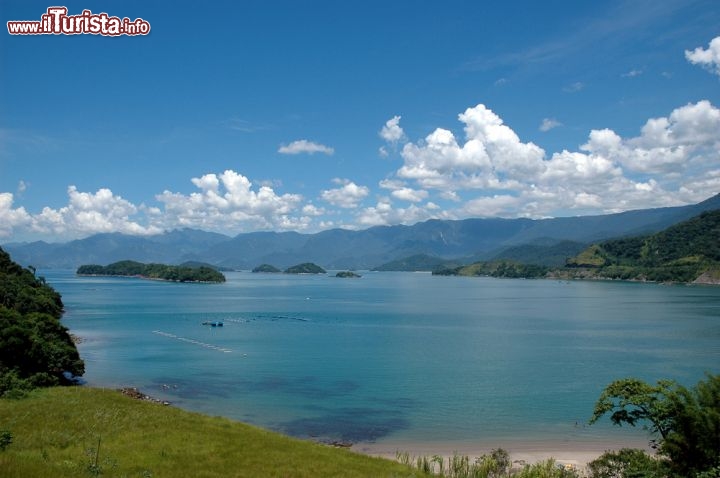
[48,270,720,450]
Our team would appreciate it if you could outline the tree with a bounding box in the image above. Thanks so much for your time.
[590,374,720,477]
[587,448,664,478]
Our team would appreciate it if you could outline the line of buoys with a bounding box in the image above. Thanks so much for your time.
[152,330,232,353]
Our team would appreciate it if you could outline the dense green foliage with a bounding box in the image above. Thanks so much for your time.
[0,387,429,477]
[434,260,549,279]
[284,262,327,274]
[77,260,225,283]
[566,210,720,283]
[0,248,84,396]
[587,448,664,478]
[251,263,281,273]
[491,240,588,267]
[373,254,463,272]
[0,430,12,451]
[590,374,720,477]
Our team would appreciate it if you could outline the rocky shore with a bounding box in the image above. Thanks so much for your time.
[118,387,171,406]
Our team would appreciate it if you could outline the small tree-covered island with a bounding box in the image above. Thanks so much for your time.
[284,262,326,274]
[336,271,362,278]
[76,260,226,283]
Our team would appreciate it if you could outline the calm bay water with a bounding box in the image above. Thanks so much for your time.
[47,270,720,449]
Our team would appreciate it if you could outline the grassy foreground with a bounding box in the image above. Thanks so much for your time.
[0,386,426,478]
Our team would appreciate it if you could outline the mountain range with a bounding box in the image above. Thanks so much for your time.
[4,193,720,270]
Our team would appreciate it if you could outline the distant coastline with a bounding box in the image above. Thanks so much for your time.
[76,272,224,284]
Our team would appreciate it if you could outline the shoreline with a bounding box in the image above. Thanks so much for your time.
[101,384,653,470]
[352,436,653,469]
[98,384,653,469]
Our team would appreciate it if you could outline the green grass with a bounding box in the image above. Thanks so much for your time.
[0,386,427,477]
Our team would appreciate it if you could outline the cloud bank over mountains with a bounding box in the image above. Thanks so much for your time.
[2,36,719,241]
[2,98,719,241]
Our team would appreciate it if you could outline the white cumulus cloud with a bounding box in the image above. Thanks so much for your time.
[391,187,429,202]
[320,179,369,209]
[582,100,720,174]
[302,203,325,216]
[378,178,428,202]
[685,36,720,76]
[278,139,334,155]
[356,198,450,227]
[398,104,544,191]
[390,100,720,218]
[28,186,160,237]
[0,193,32,237]
[156,170,304,232]
[379,115,406,143]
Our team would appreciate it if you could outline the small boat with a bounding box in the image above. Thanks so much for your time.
[202,321,224,327]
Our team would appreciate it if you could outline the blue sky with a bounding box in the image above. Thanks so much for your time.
[1,0,719,241]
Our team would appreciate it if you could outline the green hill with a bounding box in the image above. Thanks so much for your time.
[284,263,326,274]
[434,260,549,279]
[566,210,720,283]
[372,254,463,272]
[77,260,226,283]
[490,240,588,267]
[0,387,427,478]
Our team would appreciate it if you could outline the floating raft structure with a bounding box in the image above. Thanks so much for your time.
[202,321,224,327]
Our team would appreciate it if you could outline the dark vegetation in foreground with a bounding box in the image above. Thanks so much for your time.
[0,247,84,397]
[1,374,716,477]
[589,373,720,477]
[399,373,720,478]
[77,260,226,283]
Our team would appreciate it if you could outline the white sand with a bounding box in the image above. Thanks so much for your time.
[353,437,653,470]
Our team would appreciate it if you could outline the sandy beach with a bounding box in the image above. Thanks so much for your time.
[353,437,653,470]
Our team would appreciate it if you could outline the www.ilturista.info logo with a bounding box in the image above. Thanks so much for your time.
[7,7,150,36]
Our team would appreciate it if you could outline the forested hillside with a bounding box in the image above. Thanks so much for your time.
[0,248,84,396]
[566,210,720,283]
